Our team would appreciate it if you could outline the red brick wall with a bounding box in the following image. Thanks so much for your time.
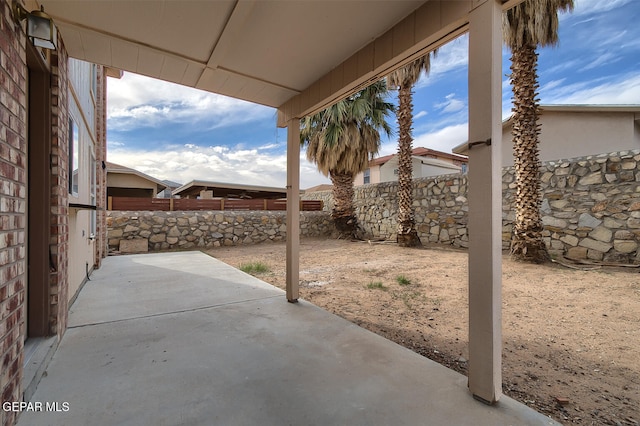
[0,0,27,424]
[49,45,70,338]
[95,65,107,268]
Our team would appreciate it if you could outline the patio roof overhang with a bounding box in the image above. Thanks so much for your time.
[26,0,526,407]
[33,0,519,120]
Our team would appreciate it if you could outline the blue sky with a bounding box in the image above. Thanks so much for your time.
[107,0,640,189]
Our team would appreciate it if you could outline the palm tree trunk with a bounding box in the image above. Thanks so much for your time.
[396,85,421,247]
[329,170,360,239]
[509,43,549,263]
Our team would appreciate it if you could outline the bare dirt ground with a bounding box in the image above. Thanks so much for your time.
[207,238,640,425]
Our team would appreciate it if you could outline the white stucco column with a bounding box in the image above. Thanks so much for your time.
[467,0,503,403]
[285,118,300,302]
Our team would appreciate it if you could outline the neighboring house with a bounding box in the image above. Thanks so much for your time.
[159,179,183,198]
[173,180,289,199]
[354,147,468,185]
[304,184,333,192]
[106,162,167,198]
[453,104,640,165]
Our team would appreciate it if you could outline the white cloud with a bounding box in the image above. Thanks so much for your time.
[415,34,468,89]
[582,51,622,71]
[413,123,469,153]
[435,94,466,114]
[414,110,428,120]
[107,143,330,190]
[570,0,634,17]
[542,72,640,104]
[107,73,274,130]
[540,78,567,93]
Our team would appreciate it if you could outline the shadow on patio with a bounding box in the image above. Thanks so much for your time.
[19,252,557,426]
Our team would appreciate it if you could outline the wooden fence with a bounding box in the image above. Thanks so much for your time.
[107,197,323,212]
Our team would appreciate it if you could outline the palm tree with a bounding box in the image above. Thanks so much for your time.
[386,52,436,247]
[504,0,574,263]
[301,81,394,239]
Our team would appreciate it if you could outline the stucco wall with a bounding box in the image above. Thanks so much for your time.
[303,149,640,263]
[502,111,639,167]
[107,173,159,191]
[68,59,102,305]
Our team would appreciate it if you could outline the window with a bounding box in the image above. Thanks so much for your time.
[69,118,79,196]
[363,168,370,184]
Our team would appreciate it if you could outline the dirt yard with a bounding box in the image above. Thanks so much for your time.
[207,238,639,425]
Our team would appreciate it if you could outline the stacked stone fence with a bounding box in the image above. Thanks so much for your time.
[107,210,334,253]
[302,149,640,263]
[107,150,640,262]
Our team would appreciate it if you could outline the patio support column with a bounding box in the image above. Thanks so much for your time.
[285,118,300,302]
[467,0,503,404]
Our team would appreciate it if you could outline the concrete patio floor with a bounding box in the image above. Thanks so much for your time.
[19,251,558,426]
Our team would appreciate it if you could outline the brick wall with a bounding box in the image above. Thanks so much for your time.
[0,0,27,424]
[95,65,107,268]
[49,44,70,338]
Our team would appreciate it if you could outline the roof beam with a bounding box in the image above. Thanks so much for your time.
[277,0,475,125]
[277,0,526,125]
[205,0,257,70]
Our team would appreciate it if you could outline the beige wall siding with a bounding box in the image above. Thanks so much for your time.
[67,60,102,305]
[67,212,95,303]
[418,161,460,177]
[107,173,160,192]
[503,111,639,166]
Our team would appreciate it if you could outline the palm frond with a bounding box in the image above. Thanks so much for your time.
[300,80,394,177]
[503,0,574,49]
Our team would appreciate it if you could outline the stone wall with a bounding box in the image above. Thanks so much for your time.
[302,190,334,213]
[522,150,640,263]
[107,211,335,252]
[356,175,469,246]
[302,150,640,263]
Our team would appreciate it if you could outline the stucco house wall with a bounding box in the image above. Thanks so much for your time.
[500,106,640,167]
[356,147,468,185]
[107,173,162,197]
[106,163,167,198]
[378,156,461,182]
[67,59,105,304]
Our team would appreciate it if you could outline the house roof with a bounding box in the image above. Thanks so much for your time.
[304,184,333,193]
[452,104,640,155]
[371,147,468,167]
[161,180,182,190]
[172,180,292,199]
[380,154,462,171]
[414,156,462,170]
[106,162,167,192]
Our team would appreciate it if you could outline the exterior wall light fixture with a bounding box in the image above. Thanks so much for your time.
[13,1,57,50]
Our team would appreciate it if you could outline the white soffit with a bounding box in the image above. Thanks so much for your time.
[37,0,425,109]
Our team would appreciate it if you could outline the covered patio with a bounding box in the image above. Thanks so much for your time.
[29,0,513,410]
[18,252,556,426]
